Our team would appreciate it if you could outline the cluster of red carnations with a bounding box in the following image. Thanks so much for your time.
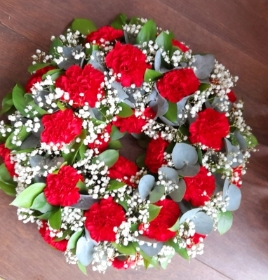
[0,16,247,272]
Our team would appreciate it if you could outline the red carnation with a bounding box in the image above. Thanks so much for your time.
[189,108,229,150]
[187,233,206,249]
[172,39,189,52]
[86,26,124,45]
[108,156,138,187]
[84,197,126,242]
[105,42,151,87]
[39,221,67,251]
[55,65,105,107]
[141,199,180,242]
[25,66,55,93]
[0,144,16,177]
[144,136,169,173]
[44,165,83,206]
[113,107,155,134]
[184,167,216,207]
[88,124,112,153]
[41,109,82,145]
[157,69,200,103]
[227,90,237,103]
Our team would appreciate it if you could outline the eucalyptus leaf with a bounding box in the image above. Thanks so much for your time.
[172,143,198,169]
[111,82,129,101]
[148,204,162,222]
[234,131,247,151]
[218,211,233,235]
[169,218,180,232]
[192,54,215,80]
[71,194,98,210]
[20,134,40,149]
[149,185,165,203]
[169,179,186,202]
[140,242,163,257]
[192,211,213,234]
[154,49,162,72]
[76,236,95,266]
[138,174,155,200]
[225,184,242,211]
[10,183,46,208]
[180,208,202,223]
[159,167,179,184]
[177,163,200,177]
[95,149,119,167]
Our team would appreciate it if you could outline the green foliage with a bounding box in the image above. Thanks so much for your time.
[218,211,233,235]
[49,38,63,57]
[108,139,122,149]
[77,261,87,275]
[67,230,83,250]
[144,69,163,83]
[5,126,31,150]
[148,204,162,222]
[107,179,126,191]
[136,153,146,168]
[49,207,62,230]
[28,63,51,74]
[112,242,138,255]
[164,101,177,123]
[136,20,157,44]
[117,102,133,118]
[168,218,180,232]
[10,183,46,208]
[165,240,189,260]
[71,18,97,35]
[111,13,128,30]
[244,133,258,148]
[156,31,174,55]
[110,125,125,140]
[0,92,14,115]
[95,149,119,167]
[42,69,63,81]
[30,192,55,213]
[149,185,165,203]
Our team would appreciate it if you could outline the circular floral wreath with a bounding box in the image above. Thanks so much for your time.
[0,14,257,274]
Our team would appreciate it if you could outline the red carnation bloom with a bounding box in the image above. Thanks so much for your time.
[144,136,169,173]
[184,167,216,207]
[113,107,155,134]
[41,109,82,145]
[231,166,242,187]
[55,65,105,107]
[88,124,112,153]
[157,69,200,103]
[187,233,206,249]
[44,165,83,206]
[0,144,16,177]
[39,221,67,251]
[112,257,136,270]
[25,66,55,93]
[189,108,229,150]
[172,39,189,52]
[141,199,180,242]
[86,26,124,45]
[227,90,237,103]
[105,42,151,87]
[108,156,138,187]
[84,197,126,242]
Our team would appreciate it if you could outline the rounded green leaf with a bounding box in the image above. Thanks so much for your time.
[67,230,83,250]
[10,183,46,208]
[218,211,233,235]
[117,102,133,118]
[71,18,97,35]
[96,149,119,167]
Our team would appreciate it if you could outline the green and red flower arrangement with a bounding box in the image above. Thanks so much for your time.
[0,14,257,274]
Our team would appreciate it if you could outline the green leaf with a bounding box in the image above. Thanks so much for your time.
[95,149,119,167]
[148,204,162,222]
[56,101,66,110]
[149,185,165,203]
[10,183,46,208]
[42,69,63,81]
[118,199,128,211]
[218,211,233,235]
[136,20,157,44]
[117,102,133,118]
[144,69,163,83]
[164,101,177,123]
[62,130,87,164]
[244,133,258,148]
[0,180,16,196]
[110,125,125,140]
[28,63,51,74]
[107,179,126,191]
[5,126,31,150]
[136,154,146,168]
[71,18,97,35]
[49,207,62,230]
[139,249,152,269]
[0,92,14,115]
[130,223,138,232]
[49,38,63,57]
[169,218,180,232]
[156,31,174,55]
[30,192,54,213]
[24,94,48,116]
[0,163,15,184]
[108,139,122,149]
[112,242,138,255]
[111,13,128,30]
[12,84,27,116]
[196,147,203,165]
[67,230,83,250]
[76,180,87,193]
[199,83,211,92]
[165,240,189,260]
[77,261,87,275]
[37,211,53,220]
